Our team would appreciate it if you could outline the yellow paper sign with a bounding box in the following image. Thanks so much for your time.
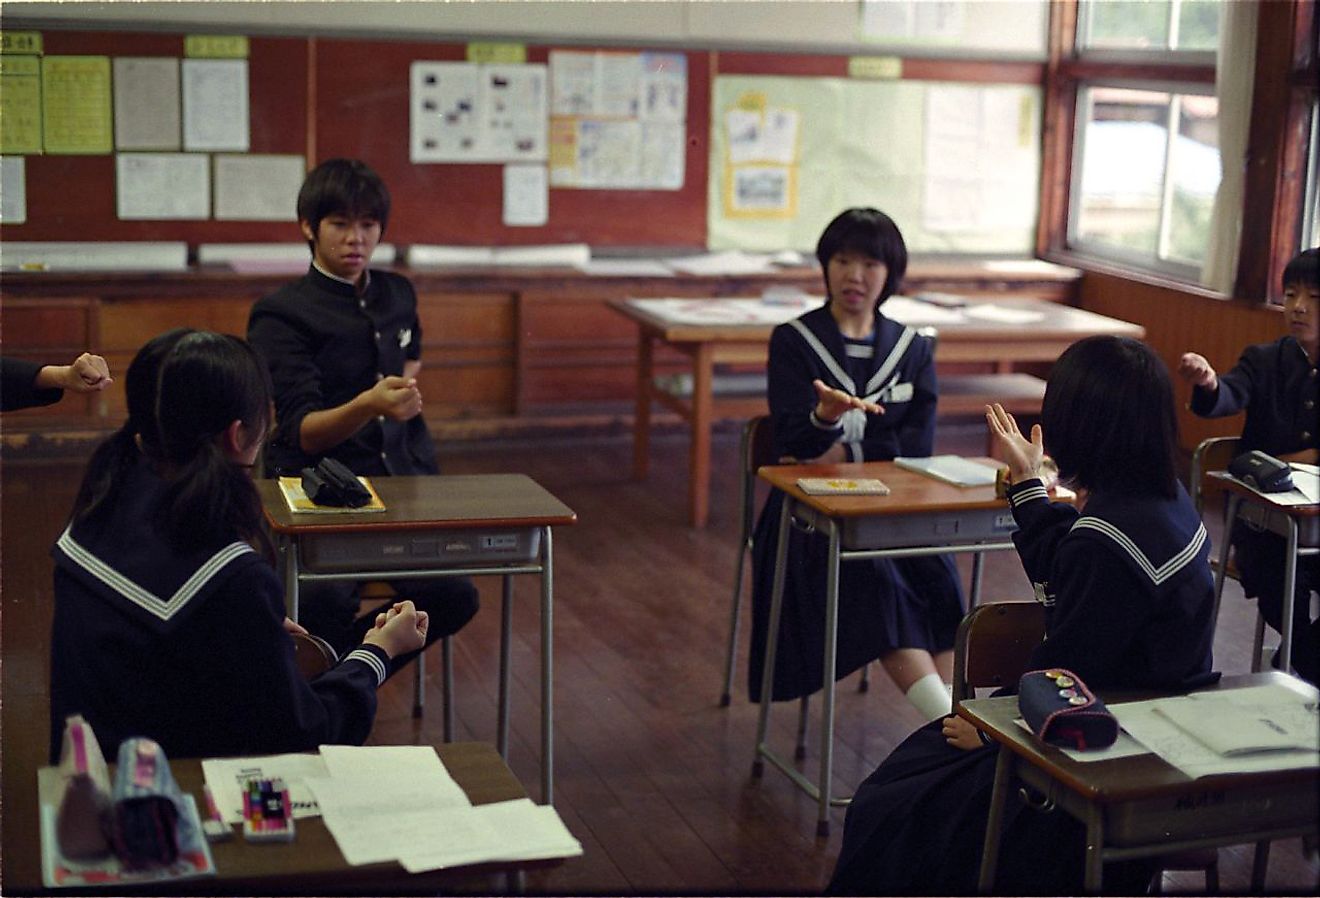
[467,42,526,64]
[0,71,42,154]
[1,31,43,55]
[41,55,113,154]
[847,56,902,80]
[185,35,249,59]
[734,92,766,114]
[0,55,40,76]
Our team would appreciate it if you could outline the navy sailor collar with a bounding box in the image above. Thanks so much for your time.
[788,304,917,400]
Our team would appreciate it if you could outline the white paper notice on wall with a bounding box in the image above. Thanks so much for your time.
[213,154,305,220]
[113,57,181,150]
[410,61,547,163]
[116,152,210,220]
[1,156,27,224]
[503,164,548,226]
[182,58,250,152]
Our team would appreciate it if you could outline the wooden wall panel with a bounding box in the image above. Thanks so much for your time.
[0,298,102,420]
[415,291,516,417]
[1079,273,1283,451]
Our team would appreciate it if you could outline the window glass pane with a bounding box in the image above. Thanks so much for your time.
[1174,0,1221,50]
[1075,87,1170,255]
[1083,0,1171,50]
[1166,95,1221,265]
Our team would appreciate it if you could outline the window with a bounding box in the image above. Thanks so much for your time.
[1070,85,1219,275]
[1305,99,1320,252]
[1078,0,1220,52]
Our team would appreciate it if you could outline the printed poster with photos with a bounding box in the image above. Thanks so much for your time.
[410,61,547,163]
[547,50,686,190]
[722,92,800,219]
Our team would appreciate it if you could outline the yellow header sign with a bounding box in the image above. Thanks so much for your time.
[1,31,43,55]
[185,35,249,59]
[847,56,903,80]
[467,42,526,64]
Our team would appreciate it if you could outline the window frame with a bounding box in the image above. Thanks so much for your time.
[1040,0,1317,304]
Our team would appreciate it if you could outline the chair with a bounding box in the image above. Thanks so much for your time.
[952,600,1221,893]
[359,581,456,741]
[719,415,866,760]
[1190,436,1271,671]
[291,631,337,680]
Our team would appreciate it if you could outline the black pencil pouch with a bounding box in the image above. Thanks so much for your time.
[1018,668,1118,751]
[109,738,183,869]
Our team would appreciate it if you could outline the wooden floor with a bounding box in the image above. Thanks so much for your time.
[3,424,1317,894]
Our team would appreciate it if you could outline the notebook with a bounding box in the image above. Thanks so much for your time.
[1152,699,1318,756]
[893,455,1000,487]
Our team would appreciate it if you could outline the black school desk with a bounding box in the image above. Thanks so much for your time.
[961,671,1320,893]
[752,459,1058,837]
[1207,471,1319,674]
[30,742,557,894]
[257,474,577,804]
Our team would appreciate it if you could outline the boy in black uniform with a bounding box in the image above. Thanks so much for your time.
[247,158,478,669]
[1179,247,1319,682]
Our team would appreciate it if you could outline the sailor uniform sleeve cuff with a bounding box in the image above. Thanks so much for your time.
[810,410,843,431]
[1007,477,1049,507]
[342,645,390,687]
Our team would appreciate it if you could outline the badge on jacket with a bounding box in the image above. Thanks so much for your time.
[398,328,413,349]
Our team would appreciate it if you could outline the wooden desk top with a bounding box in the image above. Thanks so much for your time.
[959,672,1320,804]
[758,459,1009,519]
[23,742,555,894]
[257,474,577,536]
[609,295,1143,344]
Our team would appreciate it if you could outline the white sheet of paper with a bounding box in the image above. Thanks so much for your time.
[400,799,582,872]
[963,303,1045,324]
[407,244,496,267]
[883,295,965,325]
[213,154,304,221]
[182,59,249,152]
[115,153,209,220]
[113,57,181,150]
[664,250,778,277]
[580,257,675,277]
[1012,718,1150,762]
[494,243,590,267]
[0,156,26,224]
[316,744,470,809]
[503,163,548,226]
[201,753,331,824]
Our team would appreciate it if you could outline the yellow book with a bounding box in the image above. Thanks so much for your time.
[277,476,386,514]
[796,477,890,496]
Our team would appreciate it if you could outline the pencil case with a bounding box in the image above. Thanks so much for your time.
[1018,668,1118,751]
[54,714,114,860]
[109,737,184,869]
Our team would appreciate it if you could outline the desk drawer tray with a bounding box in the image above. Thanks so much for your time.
[840,508,1017,550]
[300,528,541,573]
[1105,780,1318,846]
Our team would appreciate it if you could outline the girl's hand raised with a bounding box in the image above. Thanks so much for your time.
[985,402,1044,484]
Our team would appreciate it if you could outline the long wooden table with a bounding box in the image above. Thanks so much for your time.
[611,295,1145,527]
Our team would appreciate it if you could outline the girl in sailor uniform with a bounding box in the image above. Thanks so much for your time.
[49,330,428,762]
[828,335,1217,895]
[748,208,967,722]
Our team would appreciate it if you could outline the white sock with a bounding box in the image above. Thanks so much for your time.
[906,672,953,721]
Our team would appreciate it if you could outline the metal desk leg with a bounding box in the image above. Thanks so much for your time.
[632,332,653,481]
[1280,518,1298,673]
[969,551,986,608]
[498,574,514,759]
[1082,802,1104,893]
[282,536,300,622]
[977,745,1013,892]
[1211,495,1240,627]
[816,519,842,838]
[753,497,794,777]
[540,526,554,805]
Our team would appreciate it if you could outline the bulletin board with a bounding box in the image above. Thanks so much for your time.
[708,75,1041,254]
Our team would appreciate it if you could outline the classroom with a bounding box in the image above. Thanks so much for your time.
[1,0,1317,893]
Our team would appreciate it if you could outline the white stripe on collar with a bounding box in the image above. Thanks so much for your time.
[863,327,916,398]
[789,319,855,394]
[57,526,255,623]
[1068,517,1207,585]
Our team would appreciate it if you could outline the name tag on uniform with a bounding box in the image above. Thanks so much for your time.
[884,382,913,403]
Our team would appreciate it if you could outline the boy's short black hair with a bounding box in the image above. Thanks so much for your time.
[815,208,908,310]
[297,158,391,250]
[1282,247,1319,291]
[1041,335,1180,499]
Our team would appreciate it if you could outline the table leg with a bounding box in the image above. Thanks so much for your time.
[969,551,986,608]
[753,497,794,777]
[541,526,554,805]
[689,344,714,528]
[1280,519,1298,673]
[817,520,841,838]
[1082,803,1104,892]
[283,537,300,622]
[498,574,514,759]
[633,332,653,482]
[1211,495,1240,627]
[977,744,1013,891]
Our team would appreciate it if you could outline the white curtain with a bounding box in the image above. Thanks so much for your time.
[1201,0,1258,294]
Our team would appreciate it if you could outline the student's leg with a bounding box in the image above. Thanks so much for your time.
[296,579,364,658]
[880,649,951,720]
[1234,528,1317,681]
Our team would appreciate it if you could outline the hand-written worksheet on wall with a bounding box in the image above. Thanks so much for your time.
[182,58,249,152]
[115,152,209,220]
[112,57,181,150]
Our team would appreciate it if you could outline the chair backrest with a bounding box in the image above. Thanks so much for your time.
[951,601,1046,704]
[739,415,777,536]
[291,631,337,680]
[1189,436,1241,516]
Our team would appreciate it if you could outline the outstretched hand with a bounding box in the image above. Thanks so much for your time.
[812,379,883,424]
[985,402,1043,484]
[369,375,423,421]
[1177,352,1218,390]
[36,353,112,394]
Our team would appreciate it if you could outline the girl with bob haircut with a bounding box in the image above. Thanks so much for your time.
[748,207,967,723]
[50,331,427,762]
[829,335,1217,895]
